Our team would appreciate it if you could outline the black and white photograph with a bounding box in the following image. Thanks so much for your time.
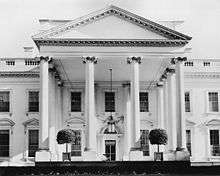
[0,0,220,175]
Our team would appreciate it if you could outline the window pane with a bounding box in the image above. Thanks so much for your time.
[28,130,39,157]
[71,92,81,112]
[140,130,150,156]
[0,92,10,112]
[71,130,81,156]
[105,92,115,112]
[210,130,220,156]
[140,92,149,112]
[209,92,219,112]
[186,130,191,156]
[29,91,39,112]
[0,130,9,157]
[185,92,190,112]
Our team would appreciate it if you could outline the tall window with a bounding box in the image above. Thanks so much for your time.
[185,92,191,112]
[140,92,149,112]
[208,92,219,112]
[140,130,150,156]
[28,130,39,157]
[71,92,81,112]
[28,91,39,112]
[186,130,191,156]
[0,91,10,112]
[71,130,81,156]
[0,130,9,157]
[210,130,220,156]
[105,92,115,112]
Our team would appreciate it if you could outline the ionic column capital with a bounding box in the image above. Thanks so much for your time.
[127,56,142,64]
[171,57,187,64]
[40,56,52,62]
[82,56,98,64]
[165,68,175,75]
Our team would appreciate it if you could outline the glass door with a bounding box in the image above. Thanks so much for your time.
[105,140,116,161]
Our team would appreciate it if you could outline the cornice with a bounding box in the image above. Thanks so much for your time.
[185,72,220,79]
[0,72,39,78]
[33,5,191,41]
[34,38,188,48]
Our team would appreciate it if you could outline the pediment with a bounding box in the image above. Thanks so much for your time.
[33,5,191,44]
[205,119,220,126]
[186,119,196,127]
[0,118,15,127]
[65,117,85,125]
[23,118,39,127]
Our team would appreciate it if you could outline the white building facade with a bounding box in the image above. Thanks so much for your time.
[0,5,220,165]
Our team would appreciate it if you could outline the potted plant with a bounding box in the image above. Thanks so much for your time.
[149,128,168,161]
[56,129,75,161]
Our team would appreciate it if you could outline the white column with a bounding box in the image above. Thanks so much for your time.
[39,56,50,150]
[157,84,164,128]
[83,56,97,152]
[48,67,56,159]
[163,79,168,132]
[127,57,141,148]
[123,83,132,160]
[167,69,177,151]
[175,57,187,149]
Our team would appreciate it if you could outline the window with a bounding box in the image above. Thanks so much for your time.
[208,92,219,112]
[28,91,39,112]
[140,92,149,112]
[28,130,39,157]
[0,91,10,112]
[71,130,81,156]
[210,130,220,156]
[0,130,9,157]
[186,130,191,156]
[105,92,115,112]
[71,92,81,112]
[184,61,193,67]
[140,130,150,156]
[185,92,191,112]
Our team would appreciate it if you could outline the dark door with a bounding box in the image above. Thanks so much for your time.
[0,130,9,157]
[105,140,116,161]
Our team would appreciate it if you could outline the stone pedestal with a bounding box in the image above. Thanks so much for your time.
[83,151,98,161]
[129,151,143,161]
[35,150,51,162]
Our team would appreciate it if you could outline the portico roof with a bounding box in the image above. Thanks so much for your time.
[32,5,191,48]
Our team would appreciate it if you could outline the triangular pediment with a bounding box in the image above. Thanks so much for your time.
[23,118,39,127]
[0,118,15,127]
[33,5,191,42]
[205,119,220,126]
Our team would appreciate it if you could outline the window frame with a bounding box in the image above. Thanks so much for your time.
[0,89,12,115]
[209,128,220,157]
[104,91,116,112]
[71,92,82,112]
[28,129,39,158]
[28,91,39,113]
[26,89,39,115]
[102,88,118,115]
[0,128,11,158]
[69,89,84,114]
[140,129,150,156]
[139,91,149,112]
[206,91,220,114]
[71,130,82,157]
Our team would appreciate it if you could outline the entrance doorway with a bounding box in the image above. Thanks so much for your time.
[105,140,116,161]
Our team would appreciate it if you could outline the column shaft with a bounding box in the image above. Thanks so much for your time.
[39,57,49,150]
[157,86,164,128]
[176,61,186,149]
[84,58,96,151]
[167,73,177,150]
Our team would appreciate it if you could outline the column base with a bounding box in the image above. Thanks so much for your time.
[35,149,51,162]
[83,151,98,161]
[175,148,190,161]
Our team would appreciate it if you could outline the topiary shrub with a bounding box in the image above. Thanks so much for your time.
[57,129,75,153]
[149,128,168,153]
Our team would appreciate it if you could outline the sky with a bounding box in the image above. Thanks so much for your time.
[0,0,220,59]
